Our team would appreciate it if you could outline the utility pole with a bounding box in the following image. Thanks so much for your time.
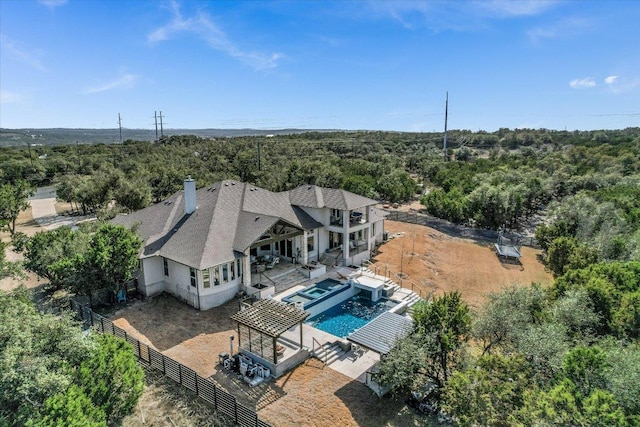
[118,113,123,144]
[256,140,261,171]
[443,91,449,161]
[76,141,81,170]
[154,111,159,142]
[26,141,34,169]
[159,111,165,138]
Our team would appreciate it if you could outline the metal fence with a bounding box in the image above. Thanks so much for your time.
[385,210,539,248]
[70,300,271,427]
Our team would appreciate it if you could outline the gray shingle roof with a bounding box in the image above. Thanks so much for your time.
[288,185,378,210]
[112,180,335,270]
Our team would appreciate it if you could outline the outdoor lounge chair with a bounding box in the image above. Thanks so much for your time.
[264,255,280,269]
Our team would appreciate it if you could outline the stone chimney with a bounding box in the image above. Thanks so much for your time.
[184,176,196,214]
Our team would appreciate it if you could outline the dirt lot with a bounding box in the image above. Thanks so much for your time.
[373,220,553,311]
[110,294,420,427]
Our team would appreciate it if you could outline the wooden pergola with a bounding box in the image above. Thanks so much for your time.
[231,299,310,363]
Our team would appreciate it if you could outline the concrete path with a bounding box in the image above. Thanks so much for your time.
[29,186,94,230]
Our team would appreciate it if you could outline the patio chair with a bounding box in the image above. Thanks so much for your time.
[264,255,280,269]
[117,289,127,303]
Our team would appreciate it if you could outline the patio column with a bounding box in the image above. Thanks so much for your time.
[342,210,350,262]
[301,230,309,264]
[242,250,251,289]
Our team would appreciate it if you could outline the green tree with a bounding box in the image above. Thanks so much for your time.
[473,284,547,355]
[0,180,34,234]
[516,380,628,427]
[612,291,640,339]
[23,226,90,289]
[77,334,144,423]
[0,288,96,425]
[83,224,142,300]
[114,177,152,212]
[27,385,106,427]
[0,240,23,280]
[442,354,532,426]
[411,292,471,388]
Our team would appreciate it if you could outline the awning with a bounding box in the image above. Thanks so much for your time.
[347,311,413,355]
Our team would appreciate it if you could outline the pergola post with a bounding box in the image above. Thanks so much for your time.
[273,336,278,363]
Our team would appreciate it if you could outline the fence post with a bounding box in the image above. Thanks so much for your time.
[162,354,166,374]
[137,340,141,359]
[213,383,218,408]
[179,364,182,384]
[89,310,94,327]
[195,374,199,396]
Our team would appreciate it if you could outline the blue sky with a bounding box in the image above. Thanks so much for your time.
[1,0,638,132]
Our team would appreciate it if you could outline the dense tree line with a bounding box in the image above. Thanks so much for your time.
[1,128,637,214]
[0,288,144,426]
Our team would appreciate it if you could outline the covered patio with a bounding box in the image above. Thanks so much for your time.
[231,299,311,378]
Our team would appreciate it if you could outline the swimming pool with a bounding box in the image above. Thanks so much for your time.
[306,296,398,338]
[282,278,350,310]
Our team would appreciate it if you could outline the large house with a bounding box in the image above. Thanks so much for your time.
[112,178,386,310]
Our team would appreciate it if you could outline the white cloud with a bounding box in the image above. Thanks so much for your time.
[527,17,591,44]
[148,1,283,70]
[569,77,596,89]
[604,75,618,85]
[0,35,46,71]
[604,75,640,94]
[0,90,22,104]
[369,0,558,33]
[38,0,68,7]
[85,74,139,94]
[478,0,558,18]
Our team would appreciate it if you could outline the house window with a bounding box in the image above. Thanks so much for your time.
[307,235,314,252]
[163,258,169,276]
[260,244,270,251]
[237,259,242,278]
[203,268,210,288]
[371,222,375,237]
[332,208,341,219]
[189,268,196,287]
[213,266,220,286]
[230,262,235,280]
[222,264,229,283]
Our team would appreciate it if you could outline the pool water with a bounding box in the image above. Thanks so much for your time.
[282,278,350,309]
[307,296,395,338]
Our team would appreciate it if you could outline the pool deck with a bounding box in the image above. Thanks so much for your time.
[270,267,418,382]
[280,323,381,382]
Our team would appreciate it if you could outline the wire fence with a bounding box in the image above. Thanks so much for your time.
[70,300,271,427]
[385,210,539,248]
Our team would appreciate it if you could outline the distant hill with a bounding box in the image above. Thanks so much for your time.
[0,128,337,147]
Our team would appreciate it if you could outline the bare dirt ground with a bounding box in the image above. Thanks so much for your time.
[373,220,553,311]
[107,217,552,426]
[110,294,421,427]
